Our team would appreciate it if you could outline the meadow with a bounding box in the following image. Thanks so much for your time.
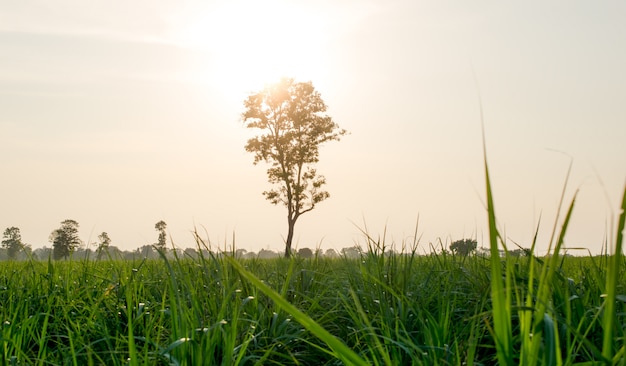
[0,236,623,365]
[1,157,624,365]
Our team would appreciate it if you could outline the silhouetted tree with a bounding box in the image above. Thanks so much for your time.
[154,221,167,251]
[105,246,122,260]
[297,247,313,258]
[50,219,82,260]
[136,244,157,259]
[96,232,111,260]
[73,247,94,260]
[242,78,347,257]
[450,239,477,256]
[2,226,25,259]
[325,248,338,258]
[257,248,279,259]
[341,246,361,259]
[33,246,52,260]
[183,248,199,259]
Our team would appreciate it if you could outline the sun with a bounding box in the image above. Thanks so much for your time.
[176,0,332,103]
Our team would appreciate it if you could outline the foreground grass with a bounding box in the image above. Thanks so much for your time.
[0,244,623,365]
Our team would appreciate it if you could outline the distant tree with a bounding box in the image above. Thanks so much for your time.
[341,246,361,259]
[297,247,313,259]
[324,248,338,258]
[450,239,477,256]
[241,78,347,257]
[33,246,52,260]
[50,219,82,260]
[257,248,279,259]
[96,232,111,260]
[136,244,156,259]
[154,221,167,251]
[476,246,490,257]
[17,243,32,260]
[183,248,199,259]
[73,247,93,260]
[123,250,137,261]
[510,248,530,257]
[243,251,257,259]
[2,226,25,259]
[105,246,122,260]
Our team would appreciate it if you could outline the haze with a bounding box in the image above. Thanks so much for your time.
[1,1,624,255]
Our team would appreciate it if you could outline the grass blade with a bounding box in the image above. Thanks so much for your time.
[602,183,626,359]
[482,135,513,366]
[543,313,557,366]
[225,256,370,366]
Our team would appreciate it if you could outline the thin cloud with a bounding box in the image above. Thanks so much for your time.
[0,0,178,45]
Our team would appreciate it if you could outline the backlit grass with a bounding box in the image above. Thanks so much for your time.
[0,155,624,364]
[0,230,624,365]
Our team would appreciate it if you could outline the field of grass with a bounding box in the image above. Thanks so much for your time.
[1,151,624,365]
[0,235,624,365]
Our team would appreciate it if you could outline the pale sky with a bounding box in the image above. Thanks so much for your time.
[1,1,624,255]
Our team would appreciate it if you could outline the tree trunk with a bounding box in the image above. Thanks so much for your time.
[285,217,296,258]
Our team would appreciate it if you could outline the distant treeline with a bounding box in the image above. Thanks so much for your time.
[0,245,365,261]
[0,243,538,261]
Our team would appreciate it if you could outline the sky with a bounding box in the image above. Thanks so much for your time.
[1,0,624,255]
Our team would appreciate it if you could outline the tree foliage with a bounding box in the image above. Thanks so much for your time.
[98,232,111,250]
[242,78,347,257]
[297,247,314,259]
[50,219,82,260]
[154,220,167,251]
[325,248,338,258]
[2,226,25,259]
[96,232,111,259]
[341,247,361,259]
[137,244,158,259]
[450,238,477,256]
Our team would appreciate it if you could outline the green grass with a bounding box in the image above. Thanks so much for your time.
[0,164,624,365]
[1,238,624,365]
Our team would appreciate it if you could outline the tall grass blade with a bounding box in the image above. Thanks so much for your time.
[543,313,557,366]
[347,288,393,366]
[125,282,138,366]
[602,184,626,359]
[482,132,513,365]
[225,256,370,366]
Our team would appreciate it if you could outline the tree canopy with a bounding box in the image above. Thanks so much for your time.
[242,78,347,257]
[450,238,477,256]
[2,226,26,259]
[50,219,82,260]
[297,247,314,259]
[96,232,111,259]
[154,221,167,251]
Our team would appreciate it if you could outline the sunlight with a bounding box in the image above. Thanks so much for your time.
[175,0,332,103]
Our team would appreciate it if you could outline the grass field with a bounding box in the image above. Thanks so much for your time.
[1,153,624,365]
[0,236,624,365]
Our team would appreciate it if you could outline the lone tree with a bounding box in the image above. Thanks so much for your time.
[96,232,111,260]
[2,226,25,259]
[242,78,347,257]
[450,238,478,256]
[154,220,167,251]
[50,219,82,260]
[297,247,314,259]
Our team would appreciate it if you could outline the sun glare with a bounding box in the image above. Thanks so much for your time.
[177,0,331,102]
